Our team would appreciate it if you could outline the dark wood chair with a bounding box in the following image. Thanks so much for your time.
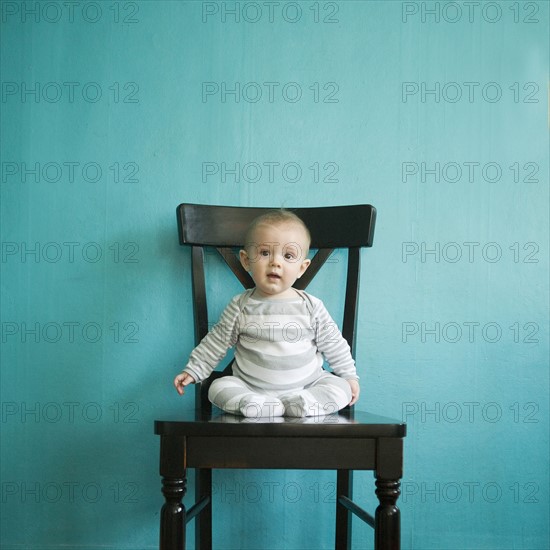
[154,204,406,550]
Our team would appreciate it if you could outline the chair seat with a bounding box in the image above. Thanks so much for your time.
[155,410,405,471]
[156,408,405,438]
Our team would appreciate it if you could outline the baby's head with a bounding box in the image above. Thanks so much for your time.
[240,210,312,299]
[244,210,311,257]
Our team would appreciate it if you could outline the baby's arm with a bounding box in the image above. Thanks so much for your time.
[312,297,360,404]
[174,295,241,394]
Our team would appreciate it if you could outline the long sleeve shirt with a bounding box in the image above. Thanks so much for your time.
[183,288,357,392]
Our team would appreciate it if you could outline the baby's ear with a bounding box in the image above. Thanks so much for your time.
[298,258,311,278]
[239,249,250,271]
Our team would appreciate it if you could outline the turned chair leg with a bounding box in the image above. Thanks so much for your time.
[159,436,187,550]
[374,478,401,550]
[160,476,187,550]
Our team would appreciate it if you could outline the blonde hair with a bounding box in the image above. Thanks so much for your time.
[244,209,311,252]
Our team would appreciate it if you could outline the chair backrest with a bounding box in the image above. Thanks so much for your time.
[177,203,377,412]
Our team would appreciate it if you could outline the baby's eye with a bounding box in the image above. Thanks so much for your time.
[259,249,270,256]
[284,253,296,260]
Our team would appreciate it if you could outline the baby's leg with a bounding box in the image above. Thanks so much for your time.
[208,376,285,418]
[280,373,352,417]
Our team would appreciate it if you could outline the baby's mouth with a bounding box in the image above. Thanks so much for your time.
[267,273,281,280]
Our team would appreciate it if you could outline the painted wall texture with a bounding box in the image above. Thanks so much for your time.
[1,1,548,549]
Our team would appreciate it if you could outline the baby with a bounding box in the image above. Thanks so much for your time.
[174,210,360,418]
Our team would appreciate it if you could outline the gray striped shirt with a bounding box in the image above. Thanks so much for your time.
[183,289,357,391]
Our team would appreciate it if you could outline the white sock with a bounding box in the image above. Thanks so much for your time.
[239,395,285,418]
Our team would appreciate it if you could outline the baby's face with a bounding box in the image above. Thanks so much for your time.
[240,222,311,299]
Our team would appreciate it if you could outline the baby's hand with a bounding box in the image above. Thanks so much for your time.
[347,379,360,406]
[174,372,196,395]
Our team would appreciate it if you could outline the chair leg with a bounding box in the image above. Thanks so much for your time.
[159,436,187,550]
[374,478,401,550]
[195,468,212,550]
[335,470,353,550]
[160,477,187,550]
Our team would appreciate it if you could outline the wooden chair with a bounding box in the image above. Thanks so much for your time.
[154,204,406,550]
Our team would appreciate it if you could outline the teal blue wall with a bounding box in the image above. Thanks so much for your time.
[1,1,548,549]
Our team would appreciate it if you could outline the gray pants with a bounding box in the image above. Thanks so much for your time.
[208,372,352,418]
